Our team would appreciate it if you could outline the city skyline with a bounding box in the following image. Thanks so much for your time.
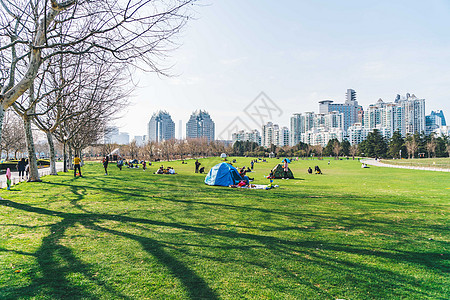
[115,1,450,138]
[119,90,446,144]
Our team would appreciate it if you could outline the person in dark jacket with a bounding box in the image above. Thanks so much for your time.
[195,160,201,173]
[17,158,26,179]
[103,156,109,175]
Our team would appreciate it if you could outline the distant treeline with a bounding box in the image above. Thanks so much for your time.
[232,130,450,159]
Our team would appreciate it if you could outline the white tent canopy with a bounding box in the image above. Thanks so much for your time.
[110,148,120,156]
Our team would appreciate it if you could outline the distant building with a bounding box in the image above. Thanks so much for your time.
[262,122,289,147]
[290,111,343,147]
[133,136,145,146]
[318,89,363,131]
[426,110,446,135]
[347,123,368,146]
[290,113,303,146]
[104,126,129,145]
[148,111,175,142]
[262,122,278,147]
[363,93,425,138]
[400,94,425,136]
[433,125,450,137]
[232,129,261,145]
[276,126,290,147]
[186,110,215,142]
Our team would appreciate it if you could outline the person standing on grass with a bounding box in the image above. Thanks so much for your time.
[17,158,26,180]
[25,159,29,180]
[195,160,201,173]
[74,155,82,177]
[117,157,124,170]
[103,155,109,175]
[283,159,289,178]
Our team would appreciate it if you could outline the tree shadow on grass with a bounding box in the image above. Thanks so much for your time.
[0,199,219,299]
[0,185,448,299]
[40,180,450,243]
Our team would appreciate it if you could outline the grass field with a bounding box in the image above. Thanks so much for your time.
[0,157,449,299]
[380,157,450,169]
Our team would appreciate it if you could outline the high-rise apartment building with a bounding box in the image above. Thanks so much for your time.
[275,127,290,147]
[318,89,363,131]
[232,129,261,145]
[262,122,289,147]
[262,122,278,147]
[363,93,425,138]
[290,111,343,146]
[186,110,215,142]
[347,123,368,146]
[148,111,175,142]
[290,113,303,146]
[400,94,425,136]
[426,110,447,135]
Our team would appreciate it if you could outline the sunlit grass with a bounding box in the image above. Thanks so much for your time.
[381,157,450,169]
[0,157,448,299]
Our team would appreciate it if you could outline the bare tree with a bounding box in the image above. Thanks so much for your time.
[12,82,43,181]
[160,139,176,161]
[405,137,418,159]
[332,140,341,159]
[34,53,128,174]
[426,138,437,158]
[313,145,323,158]
[143,141,157,161]
[102,143,120,159]
[349,144,358,160]
[0,0,195,143]
[1,110,26,159]
[176,140,188,160]
[128,140,139,159]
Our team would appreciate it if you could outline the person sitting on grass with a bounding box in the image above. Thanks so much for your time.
[314,166,322,174]
[156,166,164,174]
[242,174,250,186]
[199,166,205,174]
[307,167,312,174]
[266,170,274,179]
[239,167,245,177]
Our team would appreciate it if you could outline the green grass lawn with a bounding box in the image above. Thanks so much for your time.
[0,157,449,299]
[380,157,450,169]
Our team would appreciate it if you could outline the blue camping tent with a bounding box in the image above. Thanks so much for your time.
[204,163,243,186]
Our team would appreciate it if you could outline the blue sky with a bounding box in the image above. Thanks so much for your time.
[119,0,450,138]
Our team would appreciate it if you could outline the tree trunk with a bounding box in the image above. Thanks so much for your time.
[0,107,4,148]
[46,131,58,175]
[23,113,41,182]
[68,146,73,170]
[63,141,67,172]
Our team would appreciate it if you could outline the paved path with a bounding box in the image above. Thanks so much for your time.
[361,159,450,172]
[0,162,65,189]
